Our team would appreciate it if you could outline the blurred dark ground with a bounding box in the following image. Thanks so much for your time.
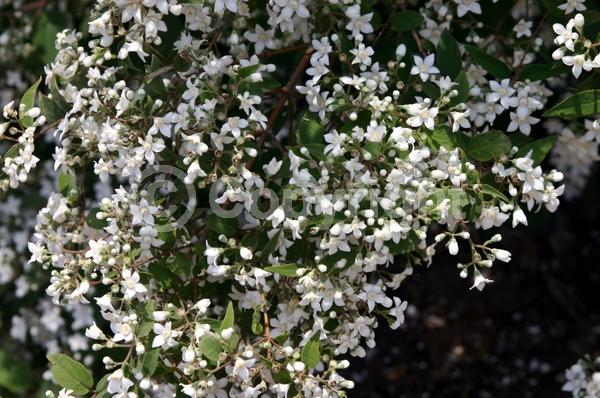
[350,171,600,397]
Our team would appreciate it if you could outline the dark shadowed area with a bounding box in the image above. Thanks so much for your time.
[350,173,600,398]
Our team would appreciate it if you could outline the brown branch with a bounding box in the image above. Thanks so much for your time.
[397,0,425,54]
[258,44,308,58]
[513,13,548,82]
[247,47,314,170]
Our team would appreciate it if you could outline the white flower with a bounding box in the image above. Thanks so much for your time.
[107,369,134,394]
[85,239,106,264]
[58,388,76,398]
[507,111,539,135]
[85,322,106,340]
[512,206,528,227]
[240,246,253,260]
[478,206,509,230]
[562,54,594,78]
[487,79,517,109]
[491,248,511,262]
[406,102,439,130]
[553,21,578,51]
[263,157,283,176]
[558,0,586,14]
[365,123,386,142]
[447,237,459,255]
[350,43,374,67]
[389,297,408,329]
[471,269,493,291]
[118,39,149,61]
[563,362,587,394]
[358,283,392,312]
[214,0,238,16]
[115,0,142,22]
[324,130,346,156]
[514,19,533,38]
[229,357,256,381]
[345,6,373,39]
[410,54,440,82]
[244,25,276,54]
[274,0,309,20]
[194,298,211,314]
[28,241,44,263]
[395,44,407,59]
[451,110,471,132]
[454,0,482,17]
[152,321,180,349]
[121,268,147,299]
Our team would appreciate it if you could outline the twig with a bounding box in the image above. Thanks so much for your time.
[259,44,308,58]
[247,47,314,170]
[146,65,174,81]
[513,13,548,82]
[397,0,425,54]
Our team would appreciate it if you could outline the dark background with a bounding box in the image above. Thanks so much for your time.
[350,175,600,397]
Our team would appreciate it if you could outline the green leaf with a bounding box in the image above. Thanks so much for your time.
[220,301,235,333]
[295,113,324,145]
[301,332,321,368]
[137,300,155,338]
[467,130,512,161]
[32,14,60,65]
[0,350,33,394]
[387,231,421,255]
[86,208,109,230]
[519,63,567,81]
[20,77,42,128]
[141,349,160,376]
[390,11,424,32]
[206,213,238,236]
[58,172,77,196]
[199,335,224,362]
[145,77,166,98]
[464,44,511,79]
[273,368,293,384]
[449,70,470,107]
[39,78,68,123]
[543,89,600,118]
[170,252,193,277]
[430,125,457,150]
[427,188,469,211]
[148,261,177,289]
[94,374,111,398]
[251,307,264,335]
[261,230,282,259]
[480,184,510,203]
[238,64,262,79]
[300,143,327,161]
[540,0,564,16]
[363,141,382,158]
[47,353,93,395]
[39,94,66,124]
[437,30,461,79]
[264,263,299,277]
[514,135,558,165]
[322,247,359,274]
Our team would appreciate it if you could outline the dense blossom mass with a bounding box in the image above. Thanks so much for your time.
[0,0,598,397]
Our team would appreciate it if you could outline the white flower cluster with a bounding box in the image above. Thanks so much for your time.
[0,102,43,190]
[564,356,600,398]
[547,119,599,198]
[1,0,597,396]
[552,13,600,78]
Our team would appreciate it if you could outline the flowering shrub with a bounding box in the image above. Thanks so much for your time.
[0,0,599,397]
